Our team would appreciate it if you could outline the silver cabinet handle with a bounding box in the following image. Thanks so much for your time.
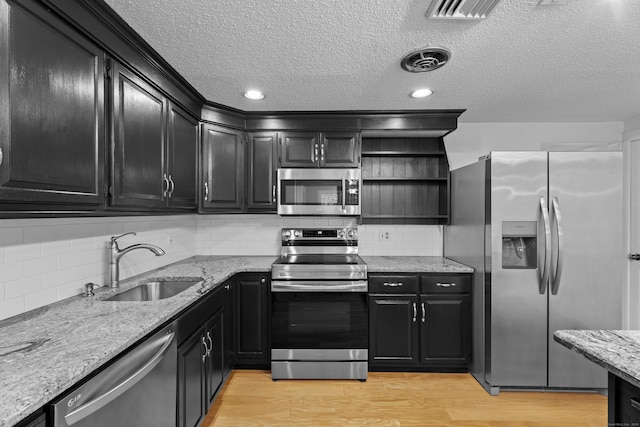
[321,143,325,162]
[260,277,266,284]
[412,302,417,323]
[436,282,456,288]
[162,173,169,198]
[342,172,347,211]
[421,302,426,323]
[313,143,318,163]
[0,147,3,166]
[550,196,564,295]
[65,331,175,425]
[204,182,209,199]
[202,336,208,363]
[206,331,213,357]
[538,196,552,295]
[383,282,403,287]
[168,175,175,198]
[272,184,276,203]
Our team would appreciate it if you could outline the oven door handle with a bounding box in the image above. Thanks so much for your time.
[271,280,368,292]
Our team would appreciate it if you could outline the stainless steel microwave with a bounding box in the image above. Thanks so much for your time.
[277,168,361,216]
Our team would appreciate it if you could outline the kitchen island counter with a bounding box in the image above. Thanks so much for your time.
[554,330,640,389]
[362,256,474,273]
[0,255,275,427]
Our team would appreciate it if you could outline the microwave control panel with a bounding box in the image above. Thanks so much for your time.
[345,179,359,205]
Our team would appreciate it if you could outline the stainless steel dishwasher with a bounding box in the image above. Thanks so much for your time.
[52,322,177,427]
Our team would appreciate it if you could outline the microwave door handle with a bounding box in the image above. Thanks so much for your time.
[342,172,347,211]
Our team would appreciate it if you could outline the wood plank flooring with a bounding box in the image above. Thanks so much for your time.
[202,370,606,426]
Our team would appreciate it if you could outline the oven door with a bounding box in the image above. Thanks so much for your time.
[271,290,368,351]
[277,168,361,216]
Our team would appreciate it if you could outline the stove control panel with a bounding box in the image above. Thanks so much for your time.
[282,228,358,241]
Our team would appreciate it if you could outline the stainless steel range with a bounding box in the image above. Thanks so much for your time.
[270,227,368,380]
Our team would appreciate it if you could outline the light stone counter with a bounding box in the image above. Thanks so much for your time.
[362,256,473,273]
[554,330,640,389]
[0,256,275,427]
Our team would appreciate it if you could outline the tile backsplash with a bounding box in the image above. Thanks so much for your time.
[0,215,197,321]
[0,213,443,321]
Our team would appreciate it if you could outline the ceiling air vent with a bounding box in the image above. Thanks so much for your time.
[426,0,502,20]
[401,47,450,73]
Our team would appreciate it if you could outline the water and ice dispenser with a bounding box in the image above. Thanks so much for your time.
[502,221,537,269]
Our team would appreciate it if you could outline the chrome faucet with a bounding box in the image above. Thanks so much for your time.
[109,232,166,288]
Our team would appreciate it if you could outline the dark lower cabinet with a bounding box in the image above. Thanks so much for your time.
[369,295,419,365]
[176,284,228,427]
[609,373,640,425]
[0,0,105,209]
[235,274,270,368]
[368,273,471,371]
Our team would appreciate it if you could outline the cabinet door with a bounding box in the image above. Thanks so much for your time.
[205,309,224,408]
[320,132,360,167]
[247,133,277,211]
[368,295,419,366]
[177,327,207,427]
[167,101,198,209]
[111,60,166,209]
[279,132,318,167]
[224,281,237,376]
[0,1,105,207]
[236,275,269,366]
[419,294,470,367]
[201,124,244,210]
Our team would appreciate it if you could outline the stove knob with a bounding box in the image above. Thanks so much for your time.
[338,230,346,238]
[284,230,292,238]
[294,230,301,237]
[348,229,357,238]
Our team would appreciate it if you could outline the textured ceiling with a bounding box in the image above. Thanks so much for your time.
[103,0,640,123]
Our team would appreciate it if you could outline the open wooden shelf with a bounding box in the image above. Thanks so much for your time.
[361,136,449,225]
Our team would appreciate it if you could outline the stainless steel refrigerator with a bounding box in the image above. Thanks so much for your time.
[444,151,623,395]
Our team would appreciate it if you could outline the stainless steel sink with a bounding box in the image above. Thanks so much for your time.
[105,278,202,302]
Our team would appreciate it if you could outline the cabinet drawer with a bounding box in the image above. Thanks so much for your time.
[369,275,418,293]
[420,275,470,294]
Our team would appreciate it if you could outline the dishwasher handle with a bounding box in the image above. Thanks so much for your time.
[64,330,175,425]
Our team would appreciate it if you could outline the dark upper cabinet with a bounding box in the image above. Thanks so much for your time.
[279,131,360,168]
[111,61,198,211]
[200,124,245,211]
[110,60,166,209]
[321,132,361,167]
[247,132,278,211]
[167,102,198,209]
[0,0,105,208]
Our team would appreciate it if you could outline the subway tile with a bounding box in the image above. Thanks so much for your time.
[0,262,24,282]
[25,288,58,311]
[43,270,71,289]
[0,227,25,246]
[24,256,58,277]
[5,276,42,299]
[4,243,42,263]
[0,298,25,321]
[24,225,57,244]
[57,252,87,270]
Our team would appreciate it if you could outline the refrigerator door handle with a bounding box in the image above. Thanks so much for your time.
[550,196,564,295]
[538,196,552,294]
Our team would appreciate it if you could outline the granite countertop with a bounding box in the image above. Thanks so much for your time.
[0,255,471,427]
[362,256,474,273]
[554,330,640,389]
[0,255,275,427]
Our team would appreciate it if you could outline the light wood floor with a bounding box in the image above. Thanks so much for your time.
[202,370,607,426]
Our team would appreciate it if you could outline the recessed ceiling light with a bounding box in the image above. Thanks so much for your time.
[244,90,265,100]
[410,88,433,98]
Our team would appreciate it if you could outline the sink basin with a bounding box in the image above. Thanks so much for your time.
[105,278,202,302]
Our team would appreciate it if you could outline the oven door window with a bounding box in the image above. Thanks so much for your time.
[280,180,343,206]
[271,292,367,349]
